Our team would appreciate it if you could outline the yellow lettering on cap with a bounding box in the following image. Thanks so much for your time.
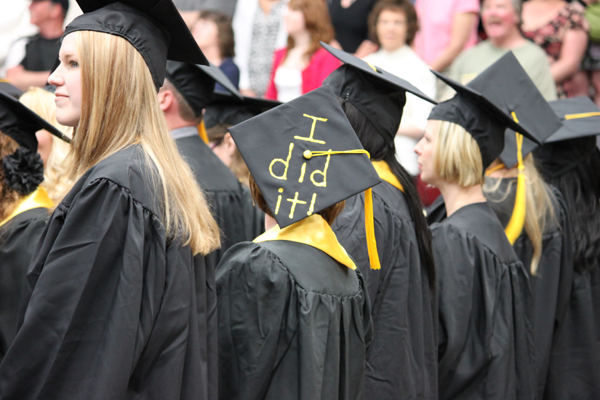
[307,193,317,216]
[295,114,327,144]
[310,151,331,188]
[298,162,307,183]
[274,188,284,215]
[286,192,307,219]
[269,143,294,180]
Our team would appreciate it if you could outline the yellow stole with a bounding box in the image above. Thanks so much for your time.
[371,160,404,192]
[254,213,357,270]
[0,187,53,228]
[198,120,209,144]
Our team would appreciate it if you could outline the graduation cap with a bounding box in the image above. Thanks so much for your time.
[0,81,24,99]
[321,41,436,146]
[533,97,600,179]
[64,0,208,91]
[230,85,383,268]
[204,91,282,130]
[165,62,243,118]
[0,90,70,195]
[429,52,547,171]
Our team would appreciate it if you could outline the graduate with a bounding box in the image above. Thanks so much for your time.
[320,42,439,400]
[217,86,378,400]
[533,97,600,400]
[204,92,282,239]
[425,56,571,399]
[414,53,541,400]
[0,90,68,362]
[159,61,251,263]
[0,0,222,398]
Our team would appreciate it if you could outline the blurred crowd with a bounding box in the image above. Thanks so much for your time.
[0,0,595,189]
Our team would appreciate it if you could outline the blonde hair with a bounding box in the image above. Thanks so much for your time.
[72,31,220,255]
[434,120,484,187]
[19,87,75,205]
[484,155,556,274]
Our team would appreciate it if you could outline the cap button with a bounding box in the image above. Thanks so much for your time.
[303,150,312,159]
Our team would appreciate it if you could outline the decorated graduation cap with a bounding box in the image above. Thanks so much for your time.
[165,62,243,118]
[321,41,436,146]
[229,85,383,268]
[0,90,69,195]
[204,91,282,130]
[534,97,600,179]
[64,0,208,91]
[429,52,545,171]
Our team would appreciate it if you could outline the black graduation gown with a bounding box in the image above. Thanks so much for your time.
[0,208,48,362]
[485,179,574,399]
[0,145,217,400]
[431,202,535,400]
[175,134,251,262]
[332,181,438,399]
[216,240,372,400]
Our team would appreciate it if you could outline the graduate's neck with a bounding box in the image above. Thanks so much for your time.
[439,182,487,217]
[265,214,277,231]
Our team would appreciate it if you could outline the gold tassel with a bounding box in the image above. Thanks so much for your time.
[504,113,526,244]
[364,187,381,270]
[198,120,209,144]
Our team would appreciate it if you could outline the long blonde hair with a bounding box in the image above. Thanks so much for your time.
[19,87,75,205]
[72,31,220,255]
[484,155,556,274]
[434,120,484,187]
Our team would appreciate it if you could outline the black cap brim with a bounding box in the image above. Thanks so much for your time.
[545,97,600,143]
[198,65,243,100]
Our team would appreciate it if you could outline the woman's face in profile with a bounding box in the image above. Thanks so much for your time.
[48,33,82,128]
[414,119,440,186]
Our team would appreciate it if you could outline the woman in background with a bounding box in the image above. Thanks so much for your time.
[364,0,436,175]
[20,87,73,204]
[192,11,240,91]
[264,0,340,102]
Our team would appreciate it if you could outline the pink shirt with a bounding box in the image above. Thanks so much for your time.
[414,0,480,66]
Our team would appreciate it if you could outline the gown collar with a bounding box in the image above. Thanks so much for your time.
[254,214,357,270]
[372,160,404,192]
[0,186,53,228]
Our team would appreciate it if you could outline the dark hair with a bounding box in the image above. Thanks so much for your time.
[540,148,600,273]
[0,133,22,220]
[198,11,235,59]
[286,0,335,61]
[249,175,345,226]
[338,96,436,290]
[368,0,419,46]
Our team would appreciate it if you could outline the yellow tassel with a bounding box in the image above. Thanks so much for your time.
[198,120,209,144]
[364,187,381,270]
[504,113,526,244]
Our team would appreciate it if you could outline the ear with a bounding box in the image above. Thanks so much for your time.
[224,132,237,158]
[49,3,64,19]
[157,89,174,112]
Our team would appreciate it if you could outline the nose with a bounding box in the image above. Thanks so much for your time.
[48,63,64,86]
[414,139,422,155]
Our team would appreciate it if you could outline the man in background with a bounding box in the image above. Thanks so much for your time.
[5,0,68,90]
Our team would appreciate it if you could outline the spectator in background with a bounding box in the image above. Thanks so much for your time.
[578,0,600,106]
[522,0,588,98]
[364,0,436,175]
[193,11,240,90]
[5,0,68,91]
[328,0,379,57]
[20,87,74,205]
[413,0,480,73]
[443,0,557,101]
[265,0,340,102]
[233,0,288,98]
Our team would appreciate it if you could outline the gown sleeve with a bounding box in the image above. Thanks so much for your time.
[216,242,297,400]
[0,178,175,399]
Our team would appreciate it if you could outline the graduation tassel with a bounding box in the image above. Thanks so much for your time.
[364,187,381,270]
[504,113,526,244]
[198,120,209,144]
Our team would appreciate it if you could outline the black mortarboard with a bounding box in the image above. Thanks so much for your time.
[64,0,208,91]
[0,81,24,99]
[165,62,242,117]
[321,42,436,146]
[229,85,381,228]
[533,97,600,179]
[429,52,546,170]
[204,91,281,129]
[0,90,70,150]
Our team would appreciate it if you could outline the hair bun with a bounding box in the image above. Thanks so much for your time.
[2,147,44,196]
